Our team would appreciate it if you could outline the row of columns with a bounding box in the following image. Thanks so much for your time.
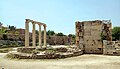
[25,19,47,48]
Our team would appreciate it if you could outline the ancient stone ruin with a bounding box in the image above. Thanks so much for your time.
[75,20,112,54]
[25,19,47,48]
[7,19,83,59]
[75,20,120,55]
[6,19,120,59]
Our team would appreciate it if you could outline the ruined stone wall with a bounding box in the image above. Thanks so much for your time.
[0,34,25,41]
[0,33,70,45]
[47,36,69,45]
[7,34,26,41]
[75,22,84,50]
[102,22,112,41]
[76,20,112,54]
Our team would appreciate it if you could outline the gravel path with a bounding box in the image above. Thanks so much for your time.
[0,53,120,69]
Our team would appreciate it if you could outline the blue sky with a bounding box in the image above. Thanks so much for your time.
[0,0,120,35]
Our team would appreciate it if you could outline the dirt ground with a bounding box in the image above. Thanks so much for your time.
[0,53,120,69]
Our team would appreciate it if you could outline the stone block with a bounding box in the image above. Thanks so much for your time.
[17,47,35,53]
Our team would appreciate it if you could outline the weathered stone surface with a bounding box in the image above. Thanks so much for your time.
[73,50,83,56]
[75,20,112,54]
[47,36,69,45]
[7,47,83,59]
[103,40,120,55]
[55,47,68,52]
[17,47,35,53]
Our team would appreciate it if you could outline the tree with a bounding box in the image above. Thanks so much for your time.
[0,28,7,34]
[56,32,65,36]
[8,25,16,30]
[112,27,120,40]
[68,34,76,39]
[68,34,76,44]
[0,28,8,40]
[15,31,19,35]
[47,30,55,36]
[0,22,2,29]
[35,30,39,35]
[100,32,106,40]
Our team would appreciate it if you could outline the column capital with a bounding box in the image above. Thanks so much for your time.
[25,19,30,23]
[32,22,35,24]
[25,21,29,23]
[43,24,47,27]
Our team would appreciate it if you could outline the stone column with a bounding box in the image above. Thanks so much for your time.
[39,24,42,48]
[32,22,36,47]
[25,19,29,47]
[44,25,47,47]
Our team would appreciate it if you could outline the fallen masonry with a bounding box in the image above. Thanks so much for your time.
[7,47,83,59]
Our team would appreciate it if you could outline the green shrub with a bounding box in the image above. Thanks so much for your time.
[0,48,12,53]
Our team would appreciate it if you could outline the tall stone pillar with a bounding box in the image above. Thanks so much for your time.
[75,22,79,47]
[39,24,42,48]
[44,25,47,47]
[32,23,36,47]
[25,19,29,47]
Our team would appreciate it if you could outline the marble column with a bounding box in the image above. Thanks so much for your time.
[39,24,42,48]
[25,20,29,47]
[44,25,46,47]
[32,23,36,47]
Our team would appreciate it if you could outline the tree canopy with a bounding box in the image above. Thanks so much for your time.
[0,28,7,34]
[68,34,76,38]
[56,32,65,36]
[47,30,55,36]
[8,25,16,30]
[112,27,120,40]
